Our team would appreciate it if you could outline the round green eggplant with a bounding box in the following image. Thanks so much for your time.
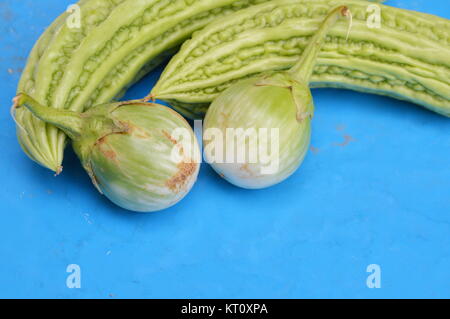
[204,73,312,189]
[203,6,350,189]
[14,96,201,212]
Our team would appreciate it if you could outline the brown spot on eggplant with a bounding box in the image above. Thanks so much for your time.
[162,130,178,145]
[166,162,197,192]
[96,136,107,145]
[95,136,117,161]
[102,150,117,160]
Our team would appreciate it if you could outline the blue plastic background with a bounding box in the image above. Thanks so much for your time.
[0,0,449,299]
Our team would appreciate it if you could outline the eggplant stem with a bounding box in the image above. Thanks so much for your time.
[289,5,351,83]
[13,93,84,140]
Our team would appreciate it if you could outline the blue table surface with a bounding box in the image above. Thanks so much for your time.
[0,0,449,299]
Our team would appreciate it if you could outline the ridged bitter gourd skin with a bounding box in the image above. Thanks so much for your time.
[152,0,450,119]
[16,0,274,172]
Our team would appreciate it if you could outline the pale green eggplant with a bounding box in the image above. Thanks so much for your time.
[203,6,349,189]
[14,95,201,212]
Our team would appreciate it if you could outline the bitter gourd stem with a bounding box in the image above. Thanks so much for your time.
[289,6,350,83]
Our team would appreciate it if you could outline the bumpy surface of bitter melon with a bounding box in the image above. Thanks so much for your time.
[15,0,272,172]
[16,0,127,171]
[153,0,450,118]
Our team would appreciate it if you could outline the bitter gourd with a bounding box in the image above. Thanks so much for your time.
[152,0,450,119]
[16,0,273,173]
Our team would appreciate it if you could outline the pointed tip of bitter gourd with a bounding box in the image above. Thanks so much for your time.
[17,128,65,175]
[12,95,65,175]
